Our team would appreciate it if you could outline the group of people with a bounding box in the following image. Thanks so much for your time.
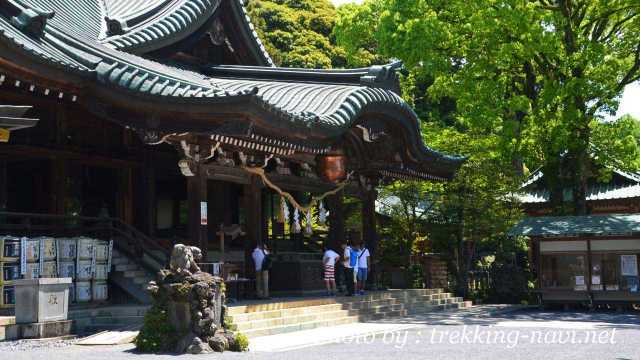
[323,242,370,296]
[251,241,371,300]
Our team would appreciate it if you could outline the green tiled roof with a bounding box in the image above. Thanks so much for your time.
[0,0,464,179]
[509,214,640,237]
[518,169,640,204]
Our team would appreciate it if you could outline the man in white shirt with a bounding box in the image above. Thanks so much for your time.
[252,244,270,299]
[356,244,370,295]
[341,242,355,296]
[322,246,340,296]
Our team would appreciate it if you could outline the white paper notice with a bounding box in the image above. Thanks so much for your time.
[575,276,585,286]
[591,275,601,285]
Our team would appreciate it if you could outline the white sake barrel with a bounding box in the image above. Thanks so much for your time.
[41,261,58,278]
[76,238,95,260]
[94,241,109,262]
[93,263,109,280]
[34,237,56,260]
[1,285,15,306]
[57,238,77,260]
[23,262,40,279]
[92,281,108,301]
[75,281,92,302]
[23,240,39,262]
[1,236,21,259]
[58,261,75,279]
[2,263,20,282]
[76,260,93,281]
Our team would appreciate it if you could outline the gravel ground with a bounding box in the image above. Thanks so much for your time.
[0,337,78,352]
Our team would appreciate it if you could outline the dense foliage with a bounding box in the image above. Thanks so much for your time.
[247,0,346,68]
[335,0,640,216]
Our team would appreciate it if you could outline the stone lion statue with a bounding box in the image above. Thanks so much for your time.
[170,244,203,276]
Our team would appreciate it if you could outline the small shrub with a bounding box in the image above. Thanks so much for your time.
[223,314,237,331]
[231,332,249,352]
[134,306,176,353]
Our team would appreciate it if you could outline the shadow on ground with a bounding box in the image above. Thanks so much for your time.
[369,306,640,330]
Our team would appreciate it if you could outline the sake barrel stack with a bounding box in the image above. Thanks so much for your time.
[75,238,95,303]
[0,236,20,308]
[92,240,110,302]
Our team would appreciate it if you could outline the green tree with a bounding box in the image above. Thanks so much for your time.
[247,0,346,68]
[336,0,640,215]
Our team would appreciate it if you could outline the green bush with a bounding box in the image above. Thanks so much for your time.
[231,332,250,352]
[134,306,176,353]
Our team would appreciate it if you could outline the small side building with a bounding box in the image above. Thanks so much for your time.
[510,214,640,306]
[511,168,640,306]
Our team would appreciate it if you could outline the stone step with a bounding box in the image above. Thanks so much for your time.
[69,305,150,319]
[358,303,406,315]
[343,297,401,310]
[241,315,359,338]
[361,308,408,321]
[111,257,130,266]
[229,303,347,322]
[226,290,437,316]
[227,298,342,316]
[228,289,471,339]
[132,276,152,285]
[123,270,146,278]
[114,264,139,272]
[234,309,354,331]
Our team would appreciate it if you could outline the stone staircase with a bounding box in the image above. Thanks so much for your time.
[110,248,155,304]
[227,289,472,338]
[69,305,150,335]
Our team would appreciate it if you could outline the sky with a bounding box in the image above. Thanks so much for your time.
[328,1,638,120]
[615,82,640,120]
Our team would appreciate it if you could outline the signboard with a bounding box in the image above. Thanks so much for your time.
[0,128,9,142]
[200,201,208,225]
[621,255,638,276]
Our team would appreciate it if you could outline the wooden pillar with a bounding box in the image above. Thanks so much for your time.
[243,175,263,276]
[142,166,157,237]
[187,165,208,254]
[50,157,66,215]
[362,189,379,289]
[327,191,345,250]
[117,167,134,225]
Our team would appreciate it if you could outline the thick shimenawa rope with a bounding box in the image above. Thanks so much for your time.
[242,166,353,213]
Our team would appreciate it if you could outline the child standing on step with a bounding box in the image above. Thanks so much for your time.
[323,246,340,296]
[356,243,370,295]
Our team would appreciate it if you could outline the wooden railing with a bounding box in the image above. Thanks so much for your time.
[0,211,169,272]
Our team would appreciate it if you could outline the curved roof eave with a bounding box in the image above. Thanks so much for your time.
[101,0,222,54]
